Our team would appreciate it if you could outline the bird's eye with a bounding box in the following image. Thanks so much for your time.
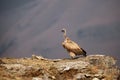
[61,30,65,32]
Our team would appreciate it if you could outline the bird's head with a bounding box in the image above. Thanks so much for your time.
[61,28,67,38]
[61,28,66,33]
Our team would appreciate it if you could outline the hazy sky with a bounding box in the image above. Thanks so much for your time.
[0,0,120,65]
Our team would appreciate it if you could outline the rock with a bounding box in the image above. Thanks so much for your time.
[32,77,43,80]
[92,77,100,80]
[0,55,119,80]
[74,73,86,79]
[54,61,89,72]
[0,59,5,64]
[31,54,47,60]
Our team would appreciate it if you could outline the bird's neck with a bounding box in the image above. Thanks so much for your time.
[64,34,67,39]
[63,31,67,39]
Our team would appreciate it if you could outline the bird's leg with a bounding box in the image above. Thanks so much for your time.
[69,52,76,59]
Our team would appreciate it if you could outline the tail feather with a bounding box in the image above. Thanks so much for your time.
[81,48,87,57]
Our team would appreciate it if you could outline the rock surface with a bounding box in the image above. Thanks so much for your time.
[0,55,119,80]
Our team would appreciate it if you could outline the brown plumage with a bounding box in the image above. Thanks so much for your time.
[61,28,87,58]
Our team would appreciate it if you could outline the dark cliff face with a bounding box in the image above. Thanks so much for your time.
[0,55,120,80]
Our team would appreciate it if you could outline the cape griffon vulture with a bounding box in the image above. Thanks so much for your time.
[61,28,87,58]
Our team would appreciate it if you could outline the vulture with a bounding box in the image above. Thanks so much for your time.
[61,28,87,58]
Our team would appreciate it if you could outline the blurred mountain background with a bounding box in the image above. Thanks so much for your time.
[0,0,120,65]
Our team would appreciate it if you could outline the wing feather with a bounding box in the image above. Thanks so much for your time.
[62,39,83,54]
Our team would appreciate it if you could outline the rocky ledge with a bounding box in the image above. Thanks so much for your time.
[0,55,120,80]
